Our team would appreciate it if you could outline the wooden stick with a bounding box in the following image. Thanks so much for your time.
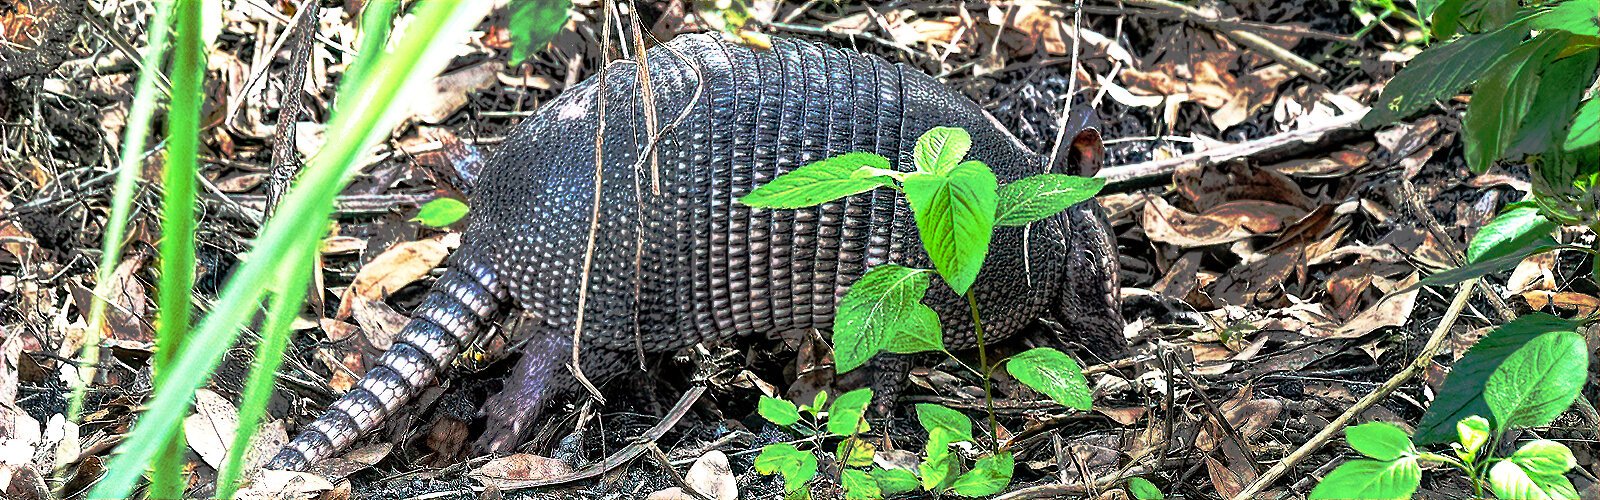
[1116,0,1330,82]
[1096,110,1367,191]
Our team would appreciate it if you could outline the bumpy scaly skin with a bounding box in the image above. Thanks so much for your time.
[267,33,1122,471]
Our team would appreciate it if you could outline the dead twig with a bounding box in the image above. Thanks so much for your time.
[1116,0,1330,82]
[647,443,716,500]
[498,385,708,490]
[1097,110,1367,191]
[1229,278,1477,500]
[265,0,319,214]
[990,464,1154,499]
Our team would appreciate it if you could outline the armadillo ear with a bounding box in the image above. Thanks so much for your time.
[1066,127,1105,177]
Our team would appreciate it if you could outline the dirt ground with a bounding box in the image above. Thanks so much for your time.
[1,0,1597,499]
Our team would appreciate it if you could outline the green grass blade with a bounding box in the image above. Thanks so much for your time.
[89,3,495,497]
[65,0,175,425]
[342,0,399,97]
[149,0,207,495]
[215,237,315,499]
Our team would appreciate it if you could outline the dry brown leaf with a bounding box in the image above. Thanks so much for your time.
[336,233,459,319]
[1141,196,1252,247]
[183,389,238,470]
[214,173,268,193]
[1196,397,1283,452]
[234,469,335,500]
[1523,291,1600,317]
[1152,252,1202,299]
[649,451,737,500]
[1096,407,1146,426]
[320,236,366,256]
[1508,251,1557,294]
[408,60,506,124]
[349,297,408,351]
[307,442,391,482]
[1322,274,1420,339]
[1176,161,1316,212]
[470,454,576,488]
[1205,455,1250,499]
[0,463,49,500]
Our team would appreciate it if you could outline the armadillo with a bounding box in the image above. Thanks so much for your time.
[266,33,1122,470]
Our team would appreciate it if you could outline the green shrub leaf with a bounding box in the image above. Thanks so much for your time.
[837,437,876,467]
[759,396,801,427]
[995,174,1106,226]
[1411,242,1555,290]
[1529,0,1600,36]
[842,469,882,500]
[1465,204,1558,264]
[920,449,960,492]
[885,306,945,354]
[951,452,1014,497]
[1308,458,1422,500]
[1362,22,1530,127]
[832,265,936,373]
[872,467,920,495]
[801,391,828,416]
[1428,0,1466,39]
[755,443,819,495]
[828,388,874,436]
[1486,330,1589,430]
[916,404,975,444]
[914,127,972,174]
[1005,347,1093,410]
[1456,415,1491,463]
[1345,422,1414,461]
[1415,313,1584,443]
[1463,31,1569,173]
[507,0,570,66]
[1509,48,1596,158]
[1489,440,1579,500]
[903,161,999,295]
[1567,97,1600,151]
[741,152,893,209]
[1127,477,1164,500]
[414,198,470,227]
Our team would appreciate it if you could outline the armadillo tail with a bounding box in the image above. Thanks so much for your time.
[266,253,502,471]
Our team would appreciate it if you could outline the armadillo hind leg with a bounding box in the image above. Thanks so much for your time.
[267,253,504,471]
[474,338,633,455]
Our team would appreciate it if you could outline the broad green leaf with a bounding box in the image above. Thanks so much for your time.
[951,452,1014,497]
[414,197,470,227]
[1127,477,1164,500]
[760,396,801,427]
[1345,422,1415,461]
[915,404,975,444]
[884,306,944,354]
[1429,0,1467,39]
[828,388,874,436]
[507,0,570,65]
[832,265,936,373]
[837,437,876,467]
[1566,97,1600,151]
[1362,23,1531,127]
[1410,242,1555,290]
[994,174,1106,226]
[740,152,893,209]
[873,467,920,495]
[1005,347,1093,410]
[1486,331,1588,430]
[842,469,882,500]
[914,127,972,174]
[1415,313,1584,443]
[1489,440,1579,500]
[1456,415,1491,463]
[1307,458,1422,500]
[1510,48,1596,158]
[1529,0,1600,36]
[1465,204,1558,264]
[920,450,960,492]
[756,443,820,494]
[903,161,999,295]
[1464,31,1569,173]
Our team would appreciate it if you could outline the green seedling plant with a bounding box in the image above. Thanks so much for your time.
[1310,1,1600,497]
[741,126,1106,497]
[754,389,1013,499]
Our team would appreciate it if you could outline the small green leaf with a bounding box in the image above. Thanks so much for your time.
[1307,458,1422,500]
[414,198,469,227]
[1428,0,1466,39]
[1005,347,1093,410]
[507,0,571,66]
[1466,204,1558,264]
[885,306,944,354]
[915,404,975,444]
[903,161,999,295]
[1456,416,1490,463]
[1416,313,1585,443]
[740,152,893,209]
[1567,97,1600,151]
[760,396,801,427]
[1127,477,1164,500]
[951,452,1014,497]
[995,174,1106,226]
[1361,22,1531,127]
[842,468,883,500]
[756,443,819,495]
[914,127,972,174]
[1488,440,1579,500]
[872,467,920,495]
[1486,331,1589,430]
[828,388,874,436]
[1345,422,1415,461]
[1463,31,1569,173]
[1509,48,1596,158]
[801,390,828,416]
[832,265,936,373]
[837,437,877,467]
[920,450,960,492]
